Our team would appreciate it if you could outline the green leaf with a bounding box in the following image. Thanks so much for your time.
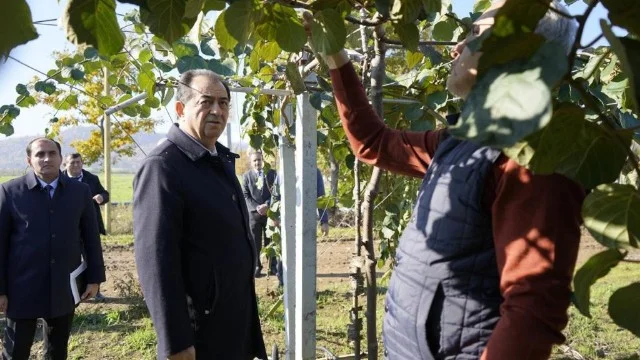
[208,58,235,76]
[141,0,189,44]
[285,63,306,95]
[214,10,237,50]
[139,49,153,63]
[34,81,57,95]
[173,40,199,57]
[138,63,156,95]
[63,0,124,56]
[0,123,15,136]
[176,55,207,73]
[573,249,624,317]
[15,84,29,96]
[432,17,458,41]
[70,68,85,80]
[221,0,254,48]
[162,87,175,106]
[309,9,346,56]
[601,21,640,114]
[608,283,640,337]
[83,47,99,59]
[145,96,161,108]
[376,0,391,18]
[473,0,491,13]
[450,42,568,147]
[600,0,640,38]
[0,0,38,59]
[274,5,306,53]
[55,94,79,110]
[153,58,174,72]
[200,38,218,56]
[393,22,419,52]
[478,32,545,75]
[16,96,36,108]
[406,50,424,69]
[255,41,282,62]
[422,0,441,13]
[184,0,204,18]
[391,0,422,23]
[583,184,640,249]
[203,0,225,12]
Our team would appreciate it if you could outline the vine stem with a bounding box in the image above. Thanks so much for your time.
[568,0,598,69]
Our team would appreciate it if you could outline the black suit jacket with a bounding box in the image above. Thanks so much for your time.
[242,168,277,215]
[0,171,106,319]
[133,124,267,360]
[63,169,110,235]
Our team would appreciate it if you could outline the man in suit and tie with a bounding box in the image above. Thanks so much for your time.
[0,137,106,360]
[63,153,109,301]
[242,150,278,278]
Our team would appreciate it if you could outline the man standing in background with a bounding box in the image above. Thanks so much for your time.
[63,153,109,301]
[0,137,105,360]
[242,150,278,277]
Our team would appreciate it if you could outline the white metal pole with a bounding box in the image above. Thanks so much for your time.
[295,93,317,359]
[279,102,297,359]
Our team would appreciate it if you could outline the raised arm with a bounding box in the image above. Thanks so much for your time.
[133,156,193,358]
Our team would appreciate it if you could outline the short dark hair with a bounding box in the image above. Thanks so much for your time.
[65,153,83,162]
[26,137,61,157]
[176,69,231,103]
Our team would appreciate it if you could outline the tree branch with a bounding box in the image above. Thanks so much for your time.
[444,13,469,31]
[568,1,598,69]
[380,36,457,46]
[345,14,387,26]
[582,33,605,49]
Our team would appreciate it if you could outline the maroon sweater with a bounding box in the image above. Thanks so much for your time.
[330,62,584,360]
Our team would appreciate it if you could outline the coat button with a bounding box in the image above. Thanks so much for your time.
[384,349,388,357]
[384,304,388,313]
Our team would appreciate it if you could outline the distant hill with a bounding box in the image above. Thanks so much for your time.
[0,126,246,174]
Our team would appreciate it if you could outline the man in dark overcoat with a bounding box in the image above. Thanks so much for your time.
[0,137,105,360]
[133,69,267,360]
[242,150,277,277]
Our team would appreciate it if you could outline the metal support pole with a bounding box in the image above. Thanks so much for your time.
[279,102,297,359]
[103,67,112,234]
[295,93,317,359]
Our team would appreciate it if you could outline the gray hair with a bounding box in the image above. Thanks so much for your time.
[176,69,231,103]
[492,0,578,55]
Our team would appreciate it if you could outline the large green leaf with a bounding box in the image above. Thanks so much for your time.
[214,9,237,50]
[555,123,631,189]
[138,63,157,95]
[473,0,491,13]
[450,42,568,147]
[478,33,545,75]
[309,9,346,55]
[34,81,57,95]
[391,0,422,23]
[274,5,306,53]
[0,0,38,59]
[392,22,419,52]
[573,249,624,317]
[406,50,424,69]
[608,283,640,337]
[184,0,204,18]
[222,0,254,48]
[173,40,199,57]
[200,38,218,57]
[141,0,188,44]
[203,0,225,12]
[601,20,640,114]
[176,55,207,73]
[63,0,124,56]
[285,63,306,95]
[255,41,281,62]
[422,0,441,13]
[208,58,235,76]
[600,0,640,38]
[15,84,29,97]
[432,17,458,41]
[583,184,640,249]
[504,103,585,174]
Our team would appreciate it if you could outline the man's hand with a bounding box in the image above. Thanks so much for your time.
[321,223,329,237]
[0,295,7,313]
[93,194,104,204]
[81,284,100,301]
[256,204,268,216]
[168,346,195,360]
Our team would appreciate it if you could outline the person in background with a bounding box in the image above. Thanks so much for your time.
[63,152,109,301]
[242,150,278,277]
[0,138,105,360]
[133,69,266,360]
[304,0,583,358]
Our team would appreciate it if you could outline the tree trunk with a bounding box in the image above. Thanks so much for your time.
[328,149,339,219]
[362,25,386,360]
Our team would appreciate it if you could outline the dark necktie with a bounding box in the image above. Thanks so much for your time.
[44,184,53,199]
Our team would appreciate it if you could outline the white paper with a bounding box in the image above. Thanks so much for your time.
[70,261,87,305]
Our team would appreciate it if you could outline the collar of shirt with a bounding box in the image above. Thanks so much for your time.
[178,127,218,156]
[37,176,59,197]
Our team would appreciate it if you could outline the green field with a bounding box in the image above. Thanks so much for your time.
[0,173,135,203]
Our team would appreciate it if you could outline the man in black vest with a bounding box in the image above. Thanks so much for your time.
[0,138,105,360]
[242,150,278,277]
[133,69,266,360]
[63,153,110,301]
